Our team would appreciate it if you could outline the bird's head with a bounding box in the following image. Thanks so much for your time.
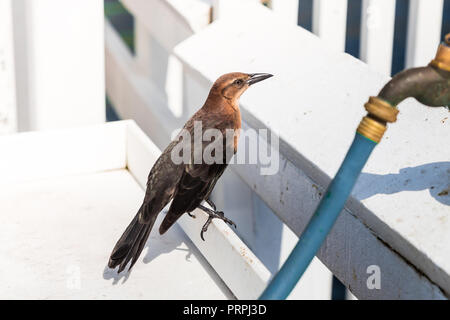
[209,72,273,106]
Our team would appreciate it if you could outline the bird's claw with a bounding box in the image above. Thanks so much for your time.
[187,212,196,219]
[215,211,236,228]
[205,198,217,211]
[224,217,237,229]
[200,216,213,241]
[198,206,237,241]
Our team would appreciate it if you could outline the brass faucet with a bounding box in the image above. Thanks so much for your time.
[357,33,450,143]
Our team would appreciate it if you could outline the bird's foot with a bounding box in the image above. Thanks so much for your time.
[197,204,237,241]
[205,198,217,211]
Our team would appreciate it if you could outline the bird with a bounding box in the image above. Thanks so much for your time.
[108,72,273,273]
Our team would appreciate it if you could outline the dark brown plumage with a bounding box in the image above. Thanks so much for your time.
[108,72,273,273]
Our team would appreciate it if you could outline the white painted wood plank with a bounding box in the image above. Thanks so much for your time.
[212,0,261,21]
[173,2,449,298]
[134,20,184,117]
[0,0,17,134]
[0,170,232,299]
[312,0,348,52]
[105,19,183,149]
[211,0,235,20]
[167,0,213,30]
[0,122,127,185]
[11,0,105,131]
[360,0,396,75]
[125,120,271,299]
[124,1,207,120]
[290,257,333,300]
[405,0,444,68]
[271,0,300,25]
[121,0,210,51]
[178,211,271,299]
[134,21,152,77]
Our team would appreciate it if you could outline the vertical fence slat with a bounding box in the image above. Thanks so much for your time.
[0,0,17,134]
[271,0,300,25]
[135,21,152,77]
[12,0,105,131]
[360,0,396,75]
[212,0,262,21]
[405,0,444,68]
[211,0,224,21]
[312,0,348,52]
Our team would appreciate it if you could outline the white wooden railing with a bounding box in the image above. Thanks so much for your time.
[1,0,445,134]
[105,0,449,299]
[1,0,448,299]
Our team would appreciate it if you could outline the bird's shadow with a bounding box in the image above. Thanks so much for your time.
[353,161,450,205]
[102,217,194,285]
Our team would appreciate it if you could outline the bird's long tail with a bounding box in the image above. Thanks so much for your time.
[108,205,156,273]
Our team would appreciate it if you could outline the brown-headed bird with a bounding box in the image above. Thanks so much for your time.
[108,72,273,273]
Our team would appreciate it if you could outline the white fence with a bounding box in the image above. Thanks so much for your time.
[1,0,448,299]
[270,0,445,75]
[1,0,445,134]
[106,0,449,299]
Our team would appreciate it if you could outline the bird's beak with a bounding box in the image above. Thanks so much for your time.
[246,73,273,86]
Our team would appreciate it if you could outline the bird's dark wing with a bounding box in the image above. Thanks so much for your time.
[158,111,236,234]
[158,162,227,235]
[138,139,185,224]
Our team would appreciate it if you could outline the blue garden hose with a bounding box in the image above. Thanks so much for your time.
[259,132,377,300]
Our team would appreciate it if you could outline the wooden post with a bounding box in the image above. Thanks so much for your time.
[0,0,17,134]
[271,0,300,25]
[360,0,396,75]
[406,0,444,68]
[11,0,105,131]
[312,0,348,52]
[212,0,261,21]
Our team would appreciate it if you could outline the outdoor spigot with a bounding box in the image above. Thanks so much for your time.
[260,34,450,302]
[357,33,450,143]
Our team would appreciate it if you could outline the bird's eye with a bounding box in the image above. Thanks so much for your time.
[234,79,243,85]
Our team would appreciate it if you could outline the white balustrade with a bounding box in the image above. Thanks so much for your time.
[1,0,446,300]
[104,0,449,299]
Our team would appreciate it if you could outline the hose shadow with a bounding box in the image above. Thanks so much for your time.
[354,161,450,205]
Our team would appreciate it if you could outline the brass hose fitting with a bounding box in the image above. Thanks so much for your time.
[364,96,399,122]
[357,97,398,143]
[429,33,450,72]
[357,116,388,143]
[357,33,450,143]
